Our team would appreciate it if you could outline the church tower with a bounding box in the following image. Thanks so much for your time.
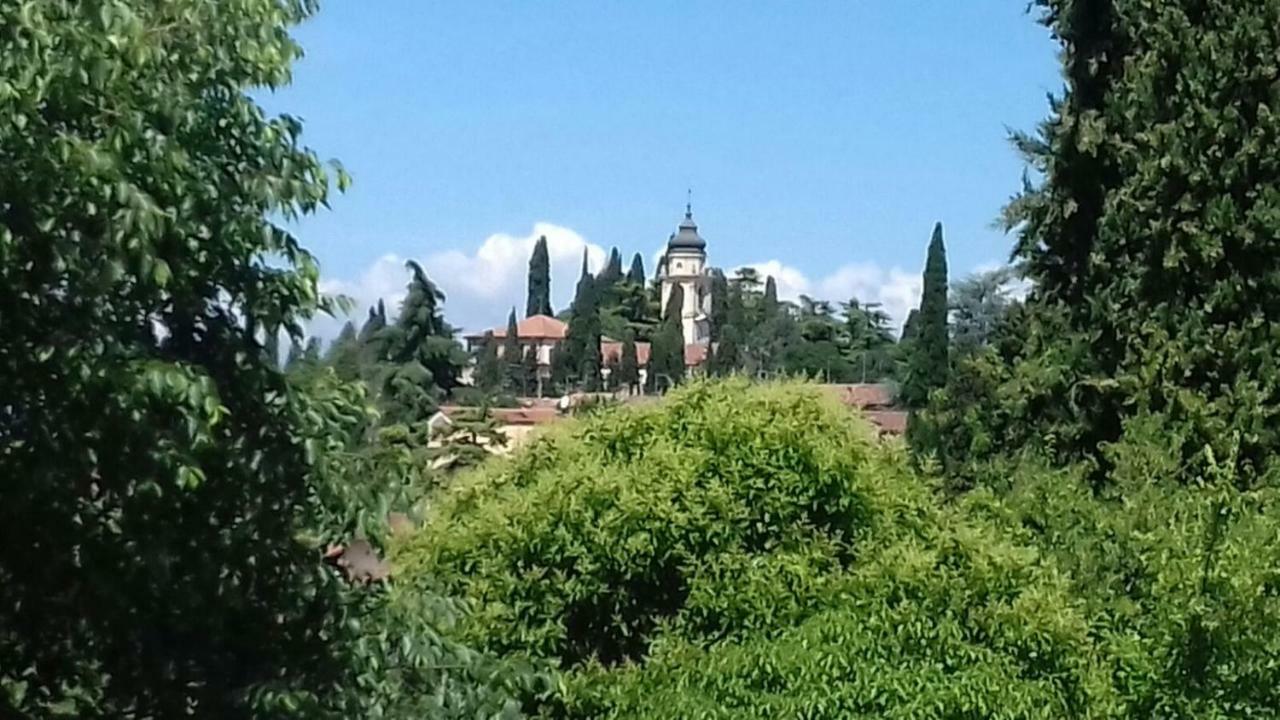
[659,201,713,347]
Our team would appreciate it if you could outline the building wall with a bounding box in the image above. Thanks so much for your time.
[661,249,710,347]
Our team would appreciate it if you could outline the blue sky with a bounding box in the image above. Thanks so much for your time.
[263,1,1061,335]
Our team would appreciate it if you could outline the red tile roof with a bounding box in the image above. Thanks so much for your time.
[822,383,896,409]
[864,410,908,436]
[437,405,561,426]
[465,314,567,341]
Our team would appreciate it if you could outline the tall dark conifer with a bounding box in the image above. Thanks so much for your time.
[619,331,640,393]
[762,276,780,319]
[903,223,948,409]
[650,284,685,391]
[502,308,524,392]
[526,235,552,317]
[599,247,623,286]
[566,249,602,390]
[626,253,646,285]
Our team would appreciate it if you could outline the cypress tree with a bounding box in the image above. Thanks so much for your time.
[526,235,552,317]
[626,253,646,285]
[708,269,729,342]
[473,332,503,392]
[523,344,542,396]
[933,0,1280,487]
[357,300,389,367]
[903,223,948,409]
[711,324,741,377]
[599,247,623,286]
[502,308,524,392]
[326,320,361,381]
[762,276,780,319]
[618,331,640,393]
[900,309,921,343]
[566,249,602,390]
[650,284,686,391]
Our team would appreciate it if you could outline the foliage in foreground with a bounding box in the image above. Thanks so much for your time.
[931,0,1280,485]
[0,2,519,716]
[395,381,1119,717]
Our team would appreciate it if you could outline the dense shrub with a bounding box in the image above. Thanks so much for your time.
[963,429,1280,718]
[394,380,1114,717]
[395,380,883,668]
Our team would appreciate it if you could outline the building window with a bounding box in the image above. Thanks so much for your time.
[675,261,683,272]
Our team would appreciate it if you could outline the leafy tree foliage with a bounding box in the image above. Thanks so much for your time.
[842,299,895,382]
[394,381,1113,717]
[950,265,1021,356]
[0,1,519,716]
[526,235,553,317]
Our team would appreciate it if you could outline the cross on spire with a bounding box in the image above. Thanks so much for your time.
[686,188,692,217]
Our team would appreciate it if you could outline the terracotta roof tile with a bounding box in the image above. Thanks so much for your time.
[864,410,908,435]
[465,314,567,341]
[822,383,896,409]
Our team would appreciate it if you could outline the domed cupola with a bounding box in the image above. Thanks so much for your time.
[667,202,706,251]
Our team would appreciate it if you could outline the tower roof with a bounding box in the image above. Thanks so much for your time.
[667,202,706,251]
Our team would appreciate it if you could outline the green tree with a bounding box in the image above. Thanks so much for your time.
[565,249,602,390]
[900,308,920,342]
[0,1,417,715]
[626,252,646,285]
[902,223,948,408]
[501,308,524,393]
[925,0,1280,487]
[650,285,686,392]
[326,321,362,381]
[707,269,729,343]
[473,332,503,392]
[950,266,1020,356]
[430,405,508,473]
[377,261,467,424]
[841,299,895,382]
[523,346,542,397]
[599,247,623,286]
[617,332,640,393]
[762,275,780,320]
[355,300,389,371]
[394,381,1115,717]
[526,235,553,317]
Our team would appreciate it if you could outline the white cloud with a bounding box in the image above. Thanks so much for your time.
[313,222,606,338]
[738,260,923,330]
